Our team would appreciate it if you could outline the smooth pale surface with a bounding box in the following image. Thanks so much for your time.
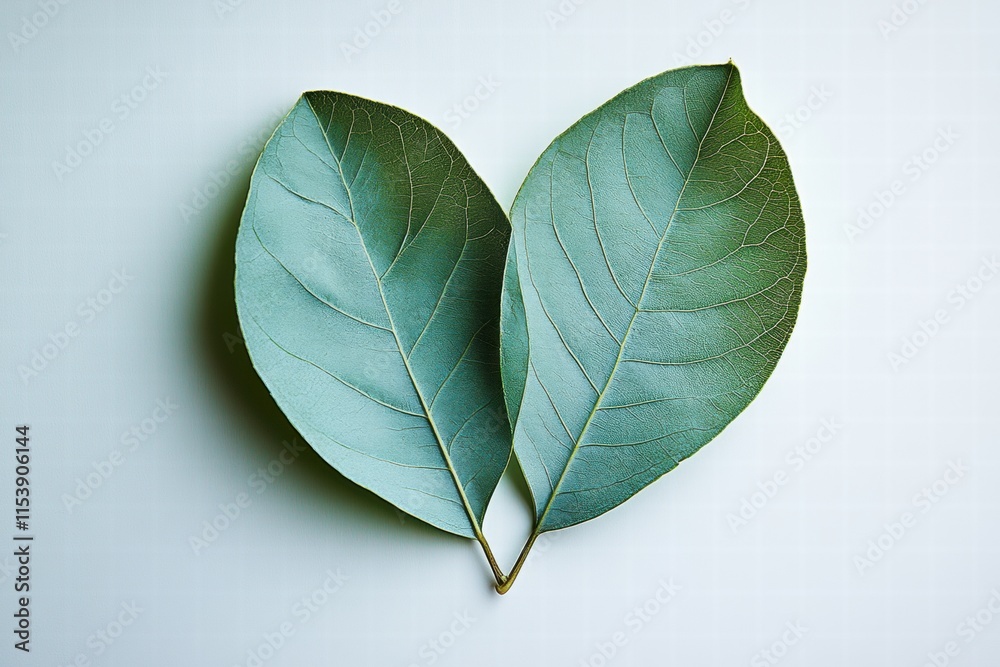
[3,1,1000,666]
[236,93,511,537]
[505,64,806,531]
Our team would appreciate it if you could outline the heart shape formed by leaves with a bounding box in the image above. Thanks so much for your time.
[235,62,806,594]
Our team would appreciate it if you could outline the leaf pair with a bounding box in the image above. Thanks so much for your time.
[234,63,806,594]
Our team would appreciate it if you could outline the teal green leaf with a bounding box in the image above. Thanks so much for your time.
[503,63,807,533]
[235,92,512,538]
[499,243,528,431]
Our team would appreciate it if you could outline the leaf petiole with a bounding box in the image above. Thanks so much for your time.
[494,532,538,594]
[475,531,507,588]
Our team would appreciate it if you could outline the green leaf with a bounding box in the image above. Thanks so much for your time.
[235,92,513,542]
[499,243,529,430]
[503,63,807,534]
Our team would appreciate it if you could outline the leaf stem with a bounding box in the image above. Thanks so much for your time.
[475,531,507,588]
[495,532,538,594]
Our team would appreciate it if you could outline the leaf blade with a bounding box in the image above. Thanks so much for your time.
[504,63,807,532]
[236,92,512,538]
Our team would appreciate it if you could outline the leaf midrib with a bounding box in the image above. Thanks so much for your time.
[530,67,735,532]
[304,96,487,539]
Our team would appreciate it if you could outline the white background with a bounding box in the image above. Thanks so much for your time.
[1,0,999,665]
